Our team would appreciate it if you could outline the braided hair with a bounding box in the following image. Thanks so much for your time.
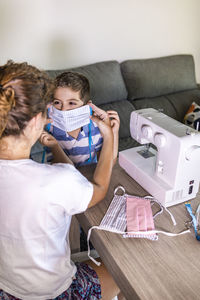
[0,60,54,138]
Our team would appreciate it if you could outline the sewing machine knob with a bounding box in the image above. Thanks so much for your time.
[141,125,152,139]
[185,145,200,161]
[154,133,166,147]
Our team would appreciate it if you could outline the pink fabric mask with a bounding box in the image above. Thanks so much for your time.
[87,186,190,266]
[125,195,157,240]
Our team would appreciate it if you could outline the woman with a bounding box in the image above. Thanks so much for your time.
[0,61,120,299]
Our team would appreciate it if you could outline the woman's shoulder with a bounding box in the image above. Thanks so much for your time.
[23,159,76,177]
[29,160,87,187]
[34,160,75,172]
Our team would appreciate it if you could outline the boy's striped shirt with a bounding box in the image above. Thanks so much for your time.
[48,121,103,166]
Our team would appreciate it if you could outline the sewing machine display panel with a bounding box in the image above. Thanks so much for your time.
[119,108,200,207]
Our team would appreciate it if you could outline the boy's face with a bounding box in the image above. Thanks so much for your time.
[53,87,84,111]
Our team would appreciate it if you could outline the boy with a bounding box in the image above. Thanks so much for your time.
[48,71,120,166]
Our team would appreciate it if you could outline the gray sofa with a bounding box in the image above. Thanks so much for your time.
[31,54,200,160]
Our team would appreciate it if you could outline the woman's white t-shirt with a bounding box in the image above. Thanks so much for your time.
[0,159,93,300]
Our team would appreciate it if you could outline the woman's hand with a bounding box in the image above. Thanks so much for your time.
[89,103,112,138]
[107,110,120,135]
[39,131,58,148]
[107,111,120,165]
[87,103,114,208]
[89,103,120,135]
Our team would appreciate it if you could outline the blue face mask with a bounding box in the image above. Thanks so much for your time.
[48,104,92,132]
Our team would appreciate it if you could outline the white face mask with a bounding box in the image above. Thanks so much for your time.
[48,105,92,132]
[87,186,190,266]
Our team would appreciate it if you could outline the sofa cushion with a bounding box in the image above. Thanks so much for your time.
[130,96,178,120]
[121,55,197,100]
[30,141,44,163]
[98,100,135,139]
[47,61,128,106]
[165,89,200,122]
[184,102,200,130]
[119,137,140,152]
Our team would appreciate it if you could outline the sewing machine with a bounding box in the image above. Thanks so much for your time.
[119,108,200,207]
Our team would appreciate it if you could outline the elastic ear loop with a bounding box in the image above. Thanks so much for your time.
[41,108,51,163]
[114,185,126,196]
[145,196,177,226]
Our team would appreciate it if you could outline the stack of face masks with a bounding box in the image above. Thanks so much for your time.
[87,186,190,266]
[48,104,92,132]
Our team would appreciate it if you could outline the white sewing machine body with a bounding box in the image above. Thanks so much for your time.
[119,108,200,207]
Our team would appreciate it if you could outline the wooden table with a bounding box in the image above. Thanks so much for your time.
[77,162,200,300]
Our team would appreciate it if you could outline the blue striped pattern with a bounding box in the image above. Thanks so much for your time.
[50,122,103,166]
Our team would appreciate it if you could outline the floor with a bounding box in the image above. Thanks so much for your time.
[71,250,126,300]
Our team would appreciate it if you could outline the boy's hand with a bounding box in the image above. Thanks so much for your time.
[40,131,73,165]
[39,131,58,148]
[107,110,120,135]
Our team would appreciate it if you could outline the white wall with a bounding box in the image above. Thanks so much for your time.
[0,0,200,81]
